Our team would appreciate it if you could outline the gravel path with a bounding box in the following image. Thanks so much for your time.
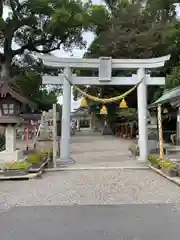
[1,169,180,213]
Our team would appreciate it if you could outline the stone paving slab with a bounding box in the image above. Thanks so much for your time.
[71,132,134,166]
[17,132,135,167]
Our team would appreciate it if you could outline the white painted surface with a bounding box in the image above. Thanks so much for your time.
[5,125,16,152]
[137,69,148,162]
[60,68,72,160]
[0,149,23,163]
[43,75,165,85]
[38,54,170,69]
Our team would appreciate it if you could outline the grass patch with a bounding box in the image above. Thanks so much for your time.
[5,161,30,170]
[26,150,52,164]
[26,152,44,164]
[148,155,176,169]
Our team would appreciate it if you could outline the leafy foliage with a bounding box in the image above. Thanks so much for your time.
[13,69,57,111]
[0,0,96,111]
[80,0,180,118]
[166,66,180,89]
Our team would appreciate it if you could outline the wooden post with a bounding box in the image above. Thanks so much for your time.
[157,104,164,159]
[52,104,57,168]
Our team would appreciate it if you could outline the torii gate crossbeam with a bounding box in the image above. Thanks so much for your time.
[39,55,170,164]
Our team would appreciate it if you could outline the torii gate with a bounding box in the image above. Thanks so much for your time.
[39,54,170,163]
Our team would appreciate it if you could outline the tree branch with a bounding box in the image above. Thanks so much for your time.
[5,16,36,38]
[0,1,2,18]
[12,39,61,56]
[31,43,62,53]
[12,31,71,56]
[9,0,23,20]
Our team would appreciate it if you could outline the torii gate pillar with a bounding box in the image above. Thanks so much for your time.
[137,68,148,161]
[59,67,74,164]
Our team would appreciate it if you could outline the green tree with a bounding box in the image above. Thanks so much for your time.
[166,66,180,89]
[13,69,58,111]
[79,0,180,113]
[0,0,93,110]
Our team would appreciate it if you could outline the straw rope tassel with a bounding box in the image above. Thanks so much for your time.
[119,98,128,108]
[100,105,108,115]
[79,97,88,108]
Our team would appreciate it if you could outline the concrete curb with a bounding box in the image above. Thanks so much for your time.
[45,165,149,172]
[0,157,50,181]
[149,164,180,187]
[0,170,43,181]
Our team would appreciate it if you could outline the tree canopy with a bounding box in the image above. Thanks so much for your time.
[1,0,180,113]
[75,0,180,116]
[0,0,95,111]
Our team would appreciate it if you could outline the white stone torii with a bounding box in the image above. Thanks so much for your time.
[39,54,170,163]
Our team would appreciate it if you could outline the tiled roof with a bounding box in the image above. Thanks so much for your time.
[149,86,180,108]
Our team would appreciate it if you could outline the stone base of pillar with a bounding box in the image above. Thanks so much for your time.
[56,157,75,165]
[136,157,148,163]
[0,149,23,163]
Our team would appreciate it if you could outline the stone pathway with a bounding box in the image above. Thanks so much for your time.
[17,130,140,168]
[70,131,139,168]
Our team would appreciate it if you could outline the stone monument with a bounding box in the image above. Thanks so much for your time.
[38,109,60,141]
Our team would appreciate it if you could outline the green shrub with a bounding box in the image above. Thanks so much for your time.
[5,161,30,170]
[148,155,159,165]
[41,150,53,158]
[26,152,44,164]
[148,155,176,169]
[160,159,176,169]
[48,148,53,158]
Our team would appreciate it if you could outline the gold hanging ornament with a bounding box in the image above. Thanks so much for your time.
[79,97,88,108]
[100,105,108,115]
[119,98,128,108]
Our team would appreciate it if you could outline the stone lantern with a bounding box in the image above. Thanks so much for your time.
[0,78,36,164]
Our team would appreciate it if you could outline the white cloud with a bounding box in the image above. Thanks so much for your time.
[58,92,82,112]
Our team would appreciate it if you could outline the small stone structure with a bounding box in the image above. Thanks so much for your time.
[0,65,36,164]
[38,109,60,141]
[70,108,92,131]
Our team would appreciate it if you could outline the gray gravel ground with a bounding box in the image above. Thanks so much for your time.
[1,169,180,213]
[1,169,180,239]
